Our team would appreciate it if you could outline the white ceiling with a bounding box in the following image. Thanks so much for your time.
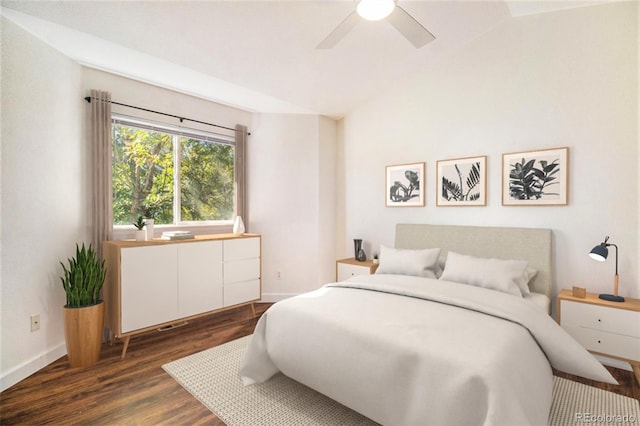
[0,0,612,118]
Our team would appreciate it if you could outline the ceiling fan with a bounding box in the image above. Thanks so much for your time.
[317,0,436,49]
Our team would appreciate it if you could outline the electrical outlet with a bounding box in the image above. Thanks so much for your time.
[275,271,281,280]
[31,314,40,332]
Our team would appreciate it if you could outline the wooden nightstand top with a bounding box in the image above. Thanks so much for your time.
[335,258,379,281]
[557,289,640,313]
[336,257,378,268]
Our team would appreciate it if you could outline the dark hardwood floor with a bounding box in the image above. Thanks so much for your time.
[0,303,268,425]
[1,302,638,425]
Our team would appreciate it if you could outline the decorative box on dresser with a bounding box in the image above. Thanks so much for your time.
[557,289,640,384]
[336,258,378,281]
[103,233,261,358]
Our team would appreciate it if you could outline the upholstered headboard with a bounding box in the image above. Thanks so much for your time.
[395,224,553,298]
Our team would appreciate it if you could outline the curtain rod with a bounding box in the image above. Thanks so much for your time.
[84,96,250,135]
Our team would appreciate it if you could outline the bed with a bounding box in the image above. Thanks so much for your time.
[240,224,616,425]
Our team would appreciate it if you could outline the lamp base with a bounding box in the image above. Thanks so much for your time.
[598,294,625,302]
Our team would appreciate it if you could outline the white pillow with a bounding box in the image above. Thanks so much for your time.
[515,267,538,296]
[434,255,447,278]
[375,246,441,278]
[439,252,528,297]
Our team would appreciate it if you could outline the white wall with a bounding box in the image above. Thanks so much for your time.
[1,18,86,390]
[637,1,640,299]
[318,116,338,285]
[249,113,337,300]
[339,2,639,301]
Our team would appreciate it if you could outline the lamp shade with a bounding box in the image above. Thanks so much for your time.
[357,0,395,21]
[589,244,608,262]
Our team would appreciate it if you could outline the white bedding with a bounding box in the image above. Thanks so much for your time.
[524,292,551,313]
[241,274,616,426]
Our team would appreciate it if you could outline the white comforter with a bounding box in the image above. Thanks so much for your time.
[240,274,616,426]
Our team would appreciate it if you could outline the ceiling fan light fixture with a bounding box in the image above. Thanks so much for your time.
[356,0,395,21]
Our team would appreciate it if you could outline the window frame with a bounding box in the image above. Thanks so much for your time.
[111,114,240,240]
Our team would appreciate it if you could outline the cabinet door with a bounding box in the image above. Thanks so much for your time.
[178,241,223,317]
[120,245,178,333]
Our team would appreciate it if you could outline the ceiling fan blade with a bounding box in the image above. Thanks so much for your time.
[316,11,360,49]
[386,5,435,48]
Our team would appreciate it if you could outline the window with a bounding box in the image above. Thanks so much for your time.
[111,115,237,227]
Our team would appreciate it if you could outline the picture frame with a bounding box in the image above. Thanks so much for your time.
[502,147,569,206]
[385,162,425,207]
[436,155,487,206]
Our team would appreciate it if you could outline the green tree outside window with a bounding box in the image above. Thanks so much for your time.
[112,121,234,226]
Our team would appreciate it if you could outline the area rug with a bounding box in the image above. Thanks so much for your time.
[163,336,640,426]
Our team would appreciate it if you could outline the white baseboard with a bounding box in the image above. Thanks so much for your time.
[260,293,297,303]
[1,343,67,392]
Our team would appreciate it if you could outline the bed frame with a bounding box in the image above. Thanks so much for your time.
[395,224,553,298]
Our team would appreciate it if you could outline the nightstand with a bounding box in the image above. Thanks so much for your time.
[336,258,378,281]
[557,289,640,384]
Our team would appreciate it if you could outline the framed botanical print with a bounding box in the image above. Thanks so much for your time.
[436,155,487,206]
[502,147,569,206]
[385,162,425,207]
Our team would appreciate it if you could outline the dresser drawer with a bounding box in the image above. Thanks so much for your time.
[224,279,260,307]
[224,237,260,261]
[562,324,640,361]
[224,258,260,284]
[561,301,640,338]
[337,263,373,281]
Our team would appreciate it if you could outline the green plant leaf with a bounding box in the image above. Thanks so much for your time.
[59,243,106,308]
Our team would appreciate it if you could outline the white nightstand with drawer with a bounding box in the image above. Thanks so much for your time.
[557,289,640,384]
[336,258,378,281]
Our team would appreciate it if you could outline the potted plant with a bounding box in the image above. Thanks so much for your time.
[133,215,146,241]
[60,243,106,368]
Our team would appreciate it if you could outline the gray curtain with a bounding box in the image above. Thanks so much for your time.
[235,124,248,230]
[90,89,113,256]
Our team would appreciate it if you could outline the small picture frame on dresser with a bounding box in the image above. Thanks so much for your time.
[572,286,586,298]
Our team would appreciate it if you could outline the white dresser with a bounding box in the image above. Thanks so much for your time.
[104,233,261,357]
[557,289,640,384]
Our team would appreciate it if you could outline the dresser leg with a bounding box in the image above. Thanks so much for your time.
[121,336,131,359]
[631,362,640,386]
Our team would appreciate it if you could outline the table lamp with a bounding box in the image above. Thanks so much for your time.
[589,236,625,302]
